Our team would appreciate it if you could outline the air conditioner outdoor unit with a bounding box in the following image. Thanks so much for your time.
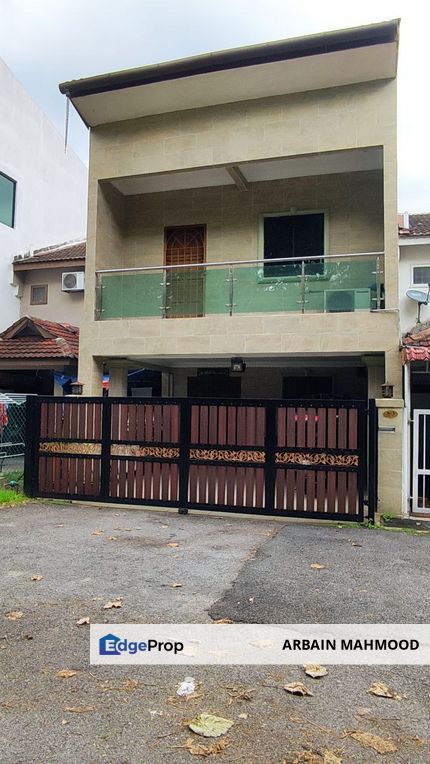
[324,288,370,313]
[62,272,85,292]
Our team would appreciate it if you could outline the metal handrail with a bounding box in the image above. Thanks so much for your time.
[96,251,385,275]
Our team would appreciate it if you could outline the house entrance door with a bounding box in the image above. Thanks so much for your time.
[165,226,205,318]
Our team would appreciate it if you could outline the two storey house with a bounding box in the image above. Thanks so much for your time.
[59,20,403,516]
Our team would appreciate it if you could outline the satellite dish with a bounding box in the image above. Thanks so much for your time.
[406,286,430,323]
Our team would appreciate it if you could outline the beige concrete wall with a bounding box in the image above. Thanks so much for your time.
[120,170,383,269]
[16,267,84,325]
[375,398,404,516]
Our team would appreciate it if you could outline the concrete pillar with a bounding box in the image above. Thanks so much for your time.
[78,355,103,396]
[109,367,128,396]
[375,398,404,517]
[53,378,63,397]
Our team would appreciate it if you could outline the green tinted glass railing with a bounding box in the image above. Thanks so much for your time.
[96,254,384,319]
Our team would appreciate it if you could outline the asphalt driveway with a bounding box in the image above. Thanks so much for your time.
[1,503,429,763]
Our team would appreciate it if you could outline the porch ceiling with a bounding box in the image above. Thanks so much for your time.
[111,147,383,195]
[107,353,381,370]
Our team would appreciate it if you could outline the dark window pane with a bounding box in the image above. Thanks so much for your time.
[0,172,16,228]
[264,213,324,277]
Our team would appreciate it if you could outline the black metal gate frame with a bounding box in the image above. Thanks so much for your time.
[24,396,377,522]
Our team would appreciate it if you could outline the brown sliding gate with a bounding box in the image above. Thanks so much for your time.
[25,397,377,522]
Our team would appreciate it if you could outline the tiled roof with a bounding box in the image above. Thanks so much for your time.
[0,317,79,360]
[14,241,86,264]
[399,214,430,237]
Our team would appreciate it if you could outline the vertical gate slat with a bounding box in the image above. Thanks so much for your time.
[60,457,69,494]
[127,404,137,442]
[255,407,265,447]
[326,471,337,513]
[135,460,144,499]
[255,468,264,508]
[276,469,285,510]
[126,460,136,499]
[286,408,296,447]
[348,408,358,449]
[190,405,199,444]
[207,465,216,505]
[84,457,92,495]
[197,465,207,504]
[136,403,145,441]
[119,459,127,498]
[296,469,305,510]
[170,405,180,443]
[163,404,171,443]
[40,403,48,438]
[153,405,163,442]
[93,459,100,495]
[145,404,154,443]
[161,463,170,501]
[94,403,102,440]
[337,409,347,449]
[316,471,326,512]
[86,403,94,440]
[189,464,198,503]
[236,407,246,447]
[78,404,86,440]
[347,472,358,514]
[47,403,56,438]
[297,407,306,448]
[226,466,235,507]
[245,467,254,507]
[277,407,286,447]
[170,463,179,502]
[236,466,245,506]
[317,408,326,448]
[218,406,227,445]
[337,471,347,513]
[246,407,256,446]
[111,404,120,441]
[152,462,161,500]
[76,458,85,495]
[200,406,209,444]
[144,461,152,500]
[285,469,296,510]
[307,408,316,448]
[208,406,218,445]
[227,406,236,445]
[306,469,316,511]
[70,403,78,439]
[217,466,226,505]
[327,409,337,449]
[109,459,117,498]
[62,402,70,438]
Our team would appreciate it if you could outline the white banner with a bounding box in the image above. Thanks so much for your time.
[90,624,430,665]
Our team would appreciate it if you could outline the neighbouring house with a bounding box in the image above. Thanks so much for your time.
[13,240,86,326]
[0,316,79,396]
[59,20,404,516]
[0,55,87,331]
[399,213,430,515]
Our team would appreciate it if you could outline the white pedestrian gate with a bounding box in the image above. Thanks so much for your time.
[412,409,430,514]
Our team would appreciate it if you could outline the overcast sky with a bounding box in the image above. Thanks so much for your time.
[0,0,428,211]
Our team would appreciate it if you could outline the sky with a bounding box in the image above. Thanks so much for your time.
[0,0,429,212]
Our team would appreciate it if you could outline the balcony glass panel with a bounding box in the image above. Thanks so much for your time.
[97,254,383,319]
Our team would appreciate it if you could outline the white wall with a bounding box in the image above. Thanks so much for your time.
[0,57,87,330]
[399,240,430,334]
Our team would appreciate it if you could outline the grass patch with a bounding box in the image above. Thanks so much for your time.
[0,486,25,504]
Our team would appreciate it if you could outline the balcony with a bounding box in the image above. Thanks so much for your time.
[95,252,384,320]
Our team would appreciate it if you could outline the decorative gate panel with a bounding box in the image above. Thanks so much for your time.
[25,397,375,522]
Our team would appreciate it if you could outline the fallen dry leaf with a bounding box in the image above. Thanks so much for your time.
[64,705,94,713]
[368,682,402,700]
[304,663,328,679]
[22,634,33,640]
[185,736,229,756]
[167,542,180,548]
[284,750,342,764]
[91,529,104,536]
[188,713,234,738]
[323,752,343,764]
[5,611,23,621]
[107,536,118,541]
[284,682,313,697]
[56,669,78,679]
[310,563,327,570]
[103,599,122,609]
[350,731,397,754]
[61,719,69,725]
[76,617,90,626]
[170,582,183,588]
[30,575,43,582]
[238,713,248,719]
[212,618,234,624]
[351,542,362,547]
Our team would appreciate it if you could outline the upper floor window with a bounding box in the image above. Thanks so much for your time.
[412,265,430,287]
[30,285,48,305]
[263,212,325,277]
[0,171,16,228]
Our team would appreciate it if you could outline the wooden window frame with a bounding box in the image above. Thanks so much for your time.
[30,284,48,306]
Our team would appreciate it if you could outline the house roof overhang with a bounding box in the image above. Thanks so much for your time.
[59,19,399,128]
